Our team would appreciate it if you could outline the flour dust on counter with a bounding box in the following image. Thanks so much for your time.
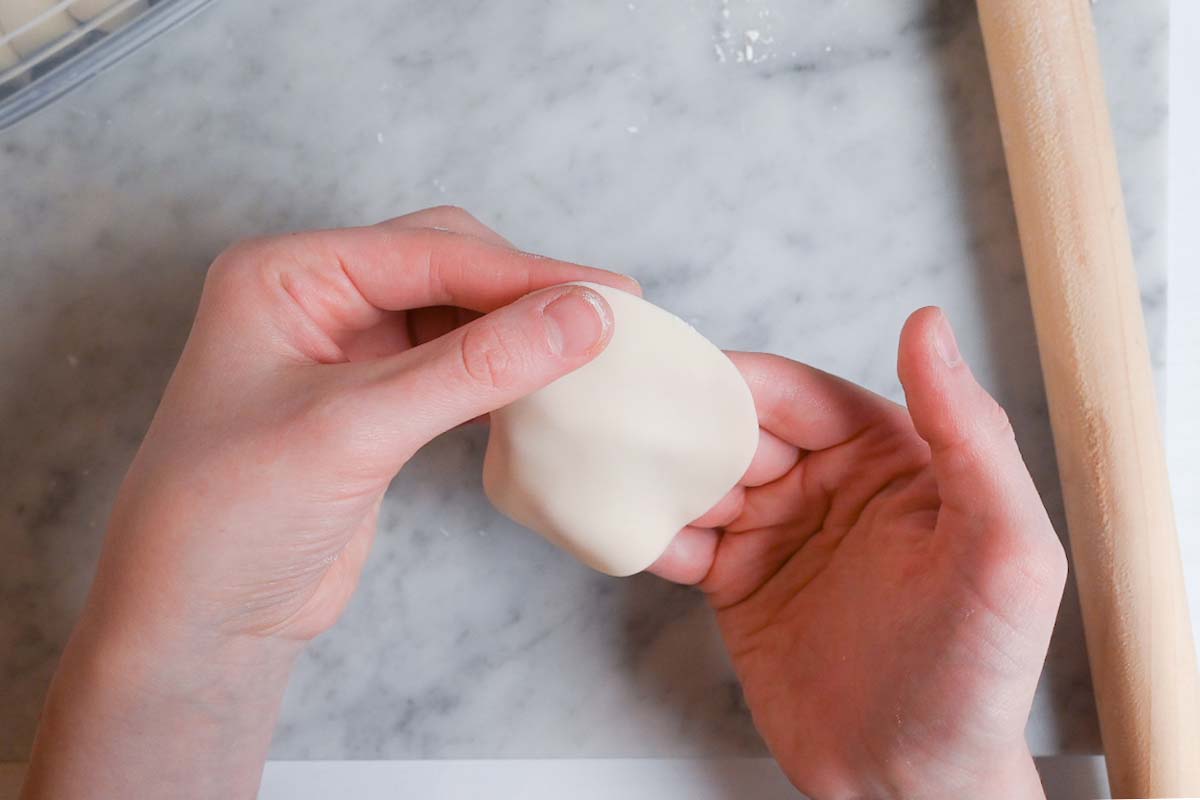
[0,0,1166,763]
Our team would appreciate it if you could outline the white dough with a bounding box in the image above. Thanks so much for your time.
[483,282,759,576]
[68,0,147,32]
[0,0,75,58]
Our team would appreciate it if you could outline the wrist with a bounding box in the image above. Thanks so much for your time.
[23,597,301,799]
[73,595,302,710]
[931,745,1045,800]
[985,747,1045,800]
[847,743,1044,800]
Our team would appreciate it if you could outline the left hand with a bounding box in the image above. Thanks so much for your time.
[93,207,633,645]
[651,309,1067,799]
[22,207,635,800]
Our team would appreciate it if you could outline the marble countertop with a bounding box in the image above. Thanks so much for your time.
[0,0,1168,762]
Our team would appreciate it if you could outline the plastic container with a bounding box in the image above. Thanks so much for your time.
[0,0,215,130]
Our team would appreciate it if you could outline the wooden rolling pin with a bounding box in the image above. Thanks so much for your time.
[975,1,1200,796]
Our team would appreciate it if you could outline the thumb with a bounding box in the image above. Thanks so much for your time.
[360,283,613,456]
[897,307,1057,542]
[898,307,1067,641]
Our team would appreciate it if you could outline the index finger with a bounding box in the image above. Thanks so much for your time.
[285,221,641,313]
[728,351,901,452]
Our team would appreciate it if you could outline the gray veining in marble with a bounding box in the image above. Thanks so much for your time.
[0,0,1167,760]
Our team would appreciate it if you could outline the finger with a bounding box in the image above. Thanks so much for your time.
[285,224,641,314]
[897,308,1062,557]
[687,428,801,530]
[356,284,613,454]
[691,485,745,528]
[727,465,819,533]
[729,351,900,451]
[741,428,801,487]
[378,206,517,248]
[646,527,719,585]
[288,209,516,361]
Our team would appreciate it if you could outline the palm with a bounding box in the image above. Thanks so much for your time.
[268,304,487,637]
[146,296,454,640]
[708,420,1045,797]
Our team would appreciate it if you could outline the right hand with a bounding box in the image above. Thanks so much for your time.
[652,309,1067,799]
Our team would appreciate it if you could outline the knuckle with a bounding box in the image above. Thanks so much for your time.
[458,322,526,391]
[223,234,277,264]
[424,204,476,228]
[204,248,241,288]
[205,236,278,289]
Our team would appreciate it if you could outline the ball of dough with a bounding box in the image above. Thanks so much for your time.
[483,282,758,576]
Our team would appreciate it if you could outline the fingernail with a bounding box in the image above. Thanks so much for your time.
[544,288,609,357]
[934,312,962,367]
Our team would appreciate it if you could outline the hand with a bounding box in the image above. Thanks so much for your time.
[652,309,1067,800]
[22,207,635,800]
[94,208,632,644]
